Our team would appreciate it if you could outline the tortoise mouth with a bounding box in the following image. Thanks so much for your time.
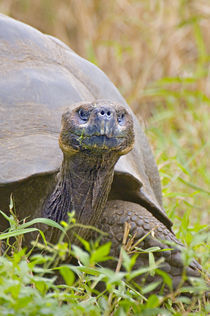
[59,130,132,155]
[72,132,128,151]
[72,131,125,139]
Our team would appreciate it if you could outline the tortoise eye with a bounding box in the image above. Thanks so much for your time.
[78,108,89,122]
[117,112,125,124]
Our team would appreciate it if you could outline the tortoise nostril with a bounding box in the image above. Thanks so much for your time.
[98,108,113,119]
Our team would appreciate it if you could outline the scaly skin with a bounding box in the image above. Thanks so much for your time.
[95,200,201,293]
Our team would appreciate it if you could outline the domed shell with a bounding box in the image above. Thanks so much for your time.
[0,14,172,229]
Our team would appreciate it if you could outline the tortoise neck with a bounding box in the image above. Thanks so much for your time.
[43,151,118,228]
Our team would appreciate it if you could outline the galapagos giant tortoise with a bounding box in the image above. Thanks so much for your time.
[0,14,201,291]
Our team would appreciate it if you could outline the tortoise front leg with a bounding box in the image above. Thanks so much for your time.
[96,200,201,293]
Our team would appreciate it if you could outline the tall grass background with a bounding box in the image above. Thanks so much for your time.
[0,0,209,314]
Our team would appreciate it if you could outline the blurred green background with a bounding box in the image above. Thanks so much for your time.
[0,0,209,243]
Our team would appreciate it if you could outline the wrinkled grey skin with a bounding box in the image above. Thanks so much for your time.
[0,14,202,292]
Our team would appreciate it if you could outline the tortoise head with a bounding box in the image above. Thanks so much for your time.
[59,100,135,156]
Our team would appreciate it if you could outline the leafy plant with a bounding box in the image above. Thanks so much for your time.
[0,205,209,315]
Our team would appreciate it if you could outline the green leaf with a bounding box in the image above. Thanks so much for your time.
[74,233,90,252]
[156,269,172,291]
[149,252,156,276]
[0,210,11,222]
[145,294,160,307]
[90,242,111,264]
[59,266,75,286]
[99,268,125,283]
[71,245,90,266]
[34,280,48,295]
[76,266,100,276]
[128,266,156,281]
[142,281,161,295]
[18,218,66,233]
[121,248,131,271]
[0,228,39,240]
